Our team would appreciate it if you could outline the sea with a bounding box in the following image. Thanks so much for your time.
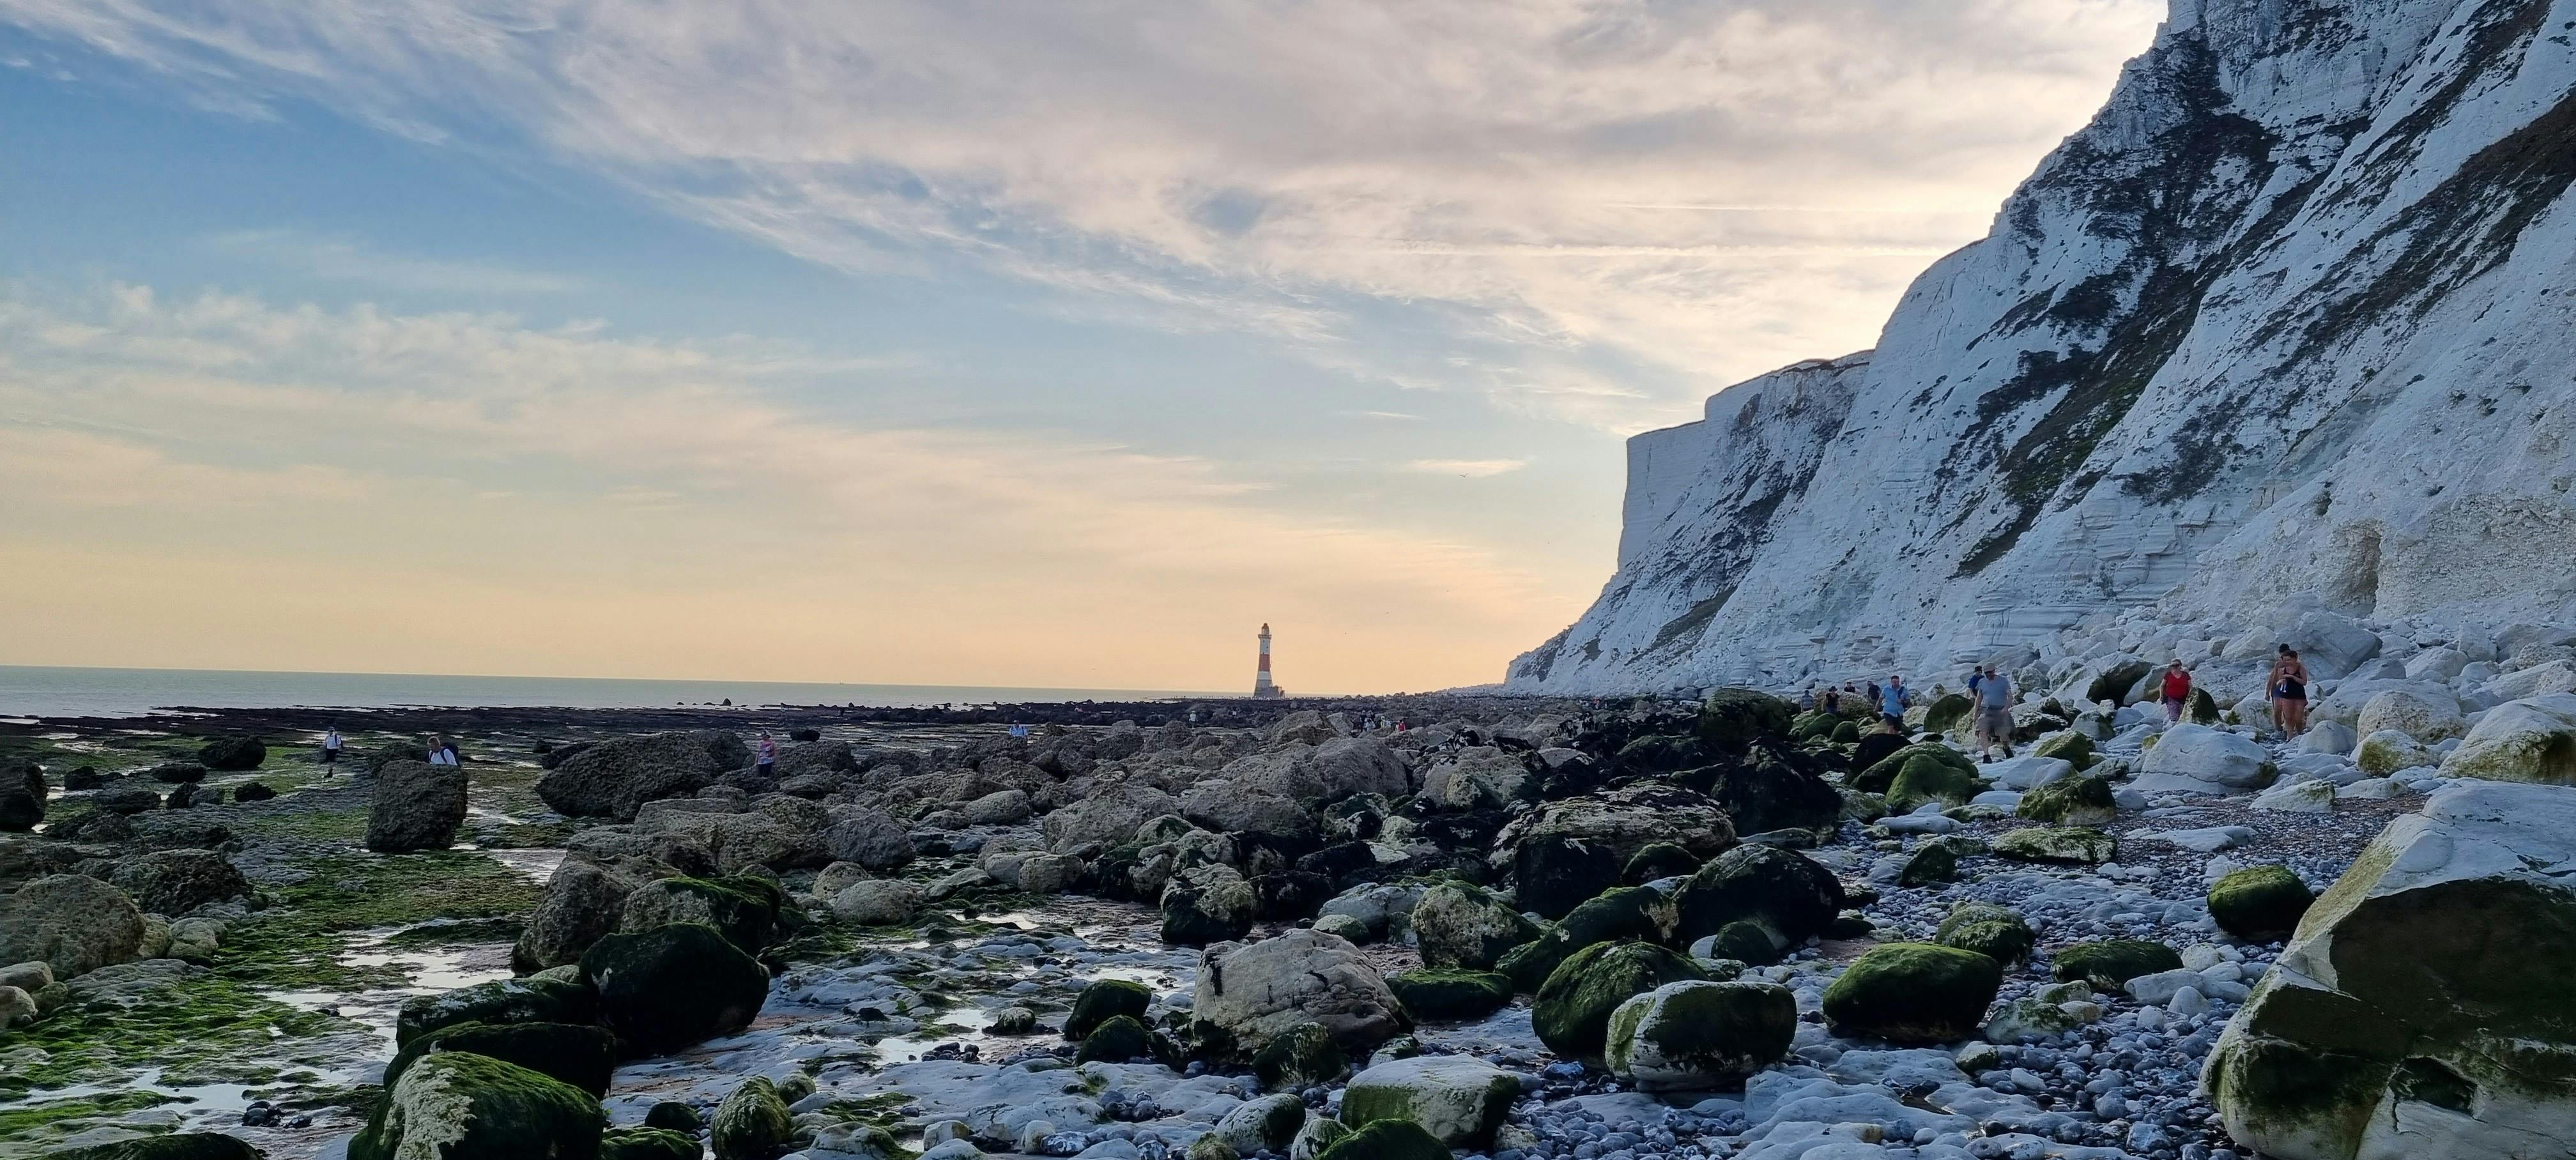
[0,665,1229,721]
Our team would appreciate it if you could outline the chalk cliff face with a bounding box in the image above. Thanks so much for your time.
[1512,0,2576,693]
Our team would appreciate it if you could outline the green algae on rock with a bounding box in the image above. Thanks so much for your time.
[1532,941,1707,1065]
[2205,782,2576,1160]
[2051,940,2182,989]
[1820,943,2002,1044]
[1340,1054,1519,1147]
[1387,969,1511,1022]
[2207,866,2314,942]
[351,1051,604,1160]
[1604,979,1795,1090]
[581,921,769,1055]
[1934,901,2036,965]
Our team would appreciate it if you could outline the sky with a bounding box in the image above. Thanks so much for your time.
[0,0,2166,694]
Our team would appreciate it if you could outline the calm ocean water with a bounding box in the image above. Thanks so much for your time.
[0,666,1227,720]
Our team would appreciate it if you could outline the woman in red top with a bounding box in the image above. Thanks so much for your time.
[2159,660,2191,724]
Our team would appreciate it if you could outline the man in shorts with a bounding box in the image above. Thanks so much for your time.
[1973,665,2014,759]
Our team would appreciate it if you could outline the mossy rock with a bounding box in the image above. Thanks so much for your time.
[1819,943,2002,1044]
[1992,827,2117,865]
[2207,866,2314,942]
[1706,919,1785,966]
[1673,844,1843,945]
[1922,694,1975,736]
[2016,774,2117,827]
[2051,940,2183,989]
[1885,753,1989,813]
[581,922,770,1055]
[351,1051,605,1160]
[1314,1119,1452,1160]
[394,976,598,1050]
[1077,1014,1154,1064]
[2086,660,2153,706]
[1340,1055,1518,1147]
[710,1076,796,1160]
[1290,1118,1351,1160]
[1697,689,1795,755]
[2030,731,2097,768]
[644,1102,702,1133]
[2188,687,2220,724]
[384,1019,617,1098]
[1621,842,1700,885]
[1531,941,1707,1065]
[1389,969,1512,1022]
[1066,977,1153,1039]
[40,1136,267,1160]
[1613,734,1704,775]
[1896,843,1957,887]
[1498,885,1674,992]
[1790,712,1836,742]
[1251,1020,1347,1090]
[601,1127,703,1160]
[1409,881,1544,970]
[1605,980,1796,1090]
[198,736,268,771]
[620,876,781,954]
[1853,743,1975,795]
[1829,720,1861,744]
[1933,901,2035,965]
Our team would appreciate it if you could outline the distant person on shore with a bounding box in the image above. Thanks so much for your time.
[1973,666,2013,759]
[321,727,342,776]
[1798,685,1817,710]
[1820,687,1839,714]
[1009,722,1031,740]
[1864,681,1881,711]
[427,736,457,766]
[1877,676,1908,729]
[755,733,778,779]
[2159,660,2193,725]
[2269,646,2310,737]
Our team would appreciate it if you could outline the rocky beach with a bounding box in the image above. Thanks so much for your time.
[5,621,2572,1160]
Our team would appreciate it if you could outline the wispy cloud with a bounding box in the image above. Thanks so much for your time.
[0,0,2163,430]
[1406,458,1528,478]
[0,282,1581,688]
[199,229,588,296]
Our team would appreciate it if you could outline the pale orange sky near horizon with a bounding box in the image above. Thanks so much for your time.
[0,1,2165,692]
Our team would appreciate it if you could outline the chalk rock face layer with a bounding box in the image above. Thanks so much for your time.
[2202,782,2576,1160]
[1510,0,2576,692]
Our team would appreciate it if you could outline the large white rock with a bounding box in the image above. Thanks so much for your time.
[2298,721,2358,754]
[2402,647,2469,682]
[1192,929,1403,1054]
[2134,726,2276,795]
[2436,694,2576,785]
[2478,660,2576,705]
[2205,782,2576,1160]
[2350,730,2437,777]
[2354,689,2467,743]
[2251,779,2335,814]
[1340,1055,1521,1147]
[1981,756,2074,792]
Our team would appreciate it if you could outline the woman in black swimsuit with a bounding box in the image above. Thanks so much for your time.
[2273,648,2310,737]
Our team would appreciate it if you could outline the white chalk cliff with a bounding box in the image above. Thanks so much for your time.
[1512,0,2576,694]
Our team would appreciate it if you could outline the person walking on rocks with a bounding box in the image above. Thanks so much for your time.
[1877,676,1908,730]
[2270,647,2310,738]
[321,726,342,776]
[1973,666,2014,759]
[755,733,778,779]
[2159,660,2193,725]
[427,736,457,766]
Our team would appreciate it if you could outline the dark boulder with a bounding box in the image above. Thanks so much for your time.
[197,736,267,771]
[383,1019,617,1097]
[233,782,276,803]
[536,731,751,821]
[395,975,599,1049]
[1696,689,1797,756]
[147,763,208,784]
[367,760,468,853]
[582,922,770,1054]
[1254,870,1333,921]
[109,849,252,915]
[1675,844,1844,945]
[1,762,43,832]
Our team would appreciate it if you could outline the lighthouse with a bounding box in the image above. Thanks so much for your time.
[1253,623,1283,698]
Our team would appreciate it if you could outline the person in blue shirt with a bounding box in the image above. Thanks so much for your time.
[1878,676,1908,729]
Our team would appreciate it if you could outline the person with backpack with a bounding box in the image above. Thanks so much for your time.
[321,726,342,776]
[2159,660,2193,724]
[1877,676,1908,729]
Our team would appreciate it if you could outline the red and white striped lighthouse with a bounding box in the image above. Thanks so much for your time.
[1253,623,1282,698]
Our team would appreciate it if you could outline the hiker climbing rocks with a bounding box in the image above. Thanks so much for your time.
[1973,666,2013,759]
[2159,660,2192,724]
